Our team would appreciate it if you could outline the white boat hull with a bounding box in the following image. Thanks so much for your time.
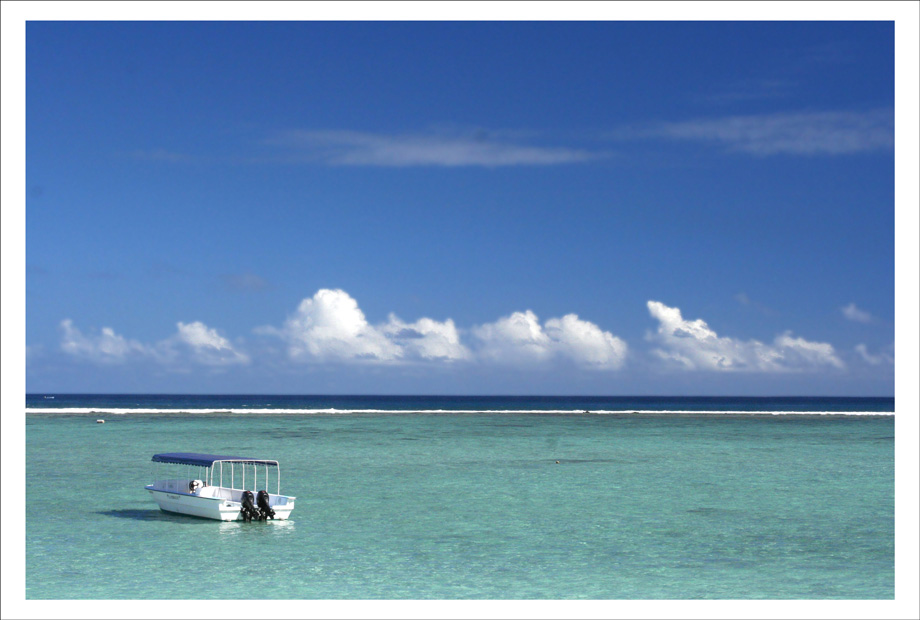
[145,484,295,521]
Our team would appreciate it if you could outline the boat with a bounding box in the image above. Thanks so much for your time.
[145,452,296,521]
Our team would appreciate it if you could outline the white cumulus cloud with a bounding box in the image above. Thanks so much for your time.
[472,310,627,369]
[646,301,843,372]
[545,314,628,369]
[472,310,554,365]
[382,314,472,362]
[278,289,403,362]
[265,291,625,369]
[271,289,472,364]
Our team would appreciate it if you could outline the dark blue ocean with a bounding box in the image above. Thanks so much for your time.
[25,394,894,600]
[24,393,894,414]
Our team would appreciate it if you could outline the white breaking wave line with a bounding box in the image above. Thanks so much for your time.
[25,407,893,416]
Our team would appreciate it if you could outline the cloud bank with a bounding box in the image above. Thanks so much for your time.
[58,291,858,378]
[646,301,844,372]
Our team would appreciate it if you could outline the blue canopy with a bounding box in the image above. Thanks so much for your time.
[152,453,278,467]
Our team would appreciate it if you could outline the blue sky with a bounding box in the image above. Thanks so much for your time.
[13,13,909,396]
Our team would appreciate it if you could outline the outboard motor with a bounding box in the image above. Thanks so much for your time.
[257,490,275,520]
[240,490,260,522]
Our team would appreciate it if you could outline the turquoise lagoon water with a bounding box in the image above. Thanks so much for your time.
[25,396,894,599]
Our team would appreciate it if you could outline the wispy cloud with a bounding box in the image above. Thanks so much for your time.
[222,272,272,293]
[266,129,602,167]
[734,292,775,316]
[841,302,874,323]
[646,301,844,372]
[694,78,794,106]
[855,343,894,366]
[128,148,196,163]
[629,109,893,156]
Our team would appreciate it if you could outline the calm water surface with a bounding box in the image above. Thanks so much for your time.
[26,403,894,599]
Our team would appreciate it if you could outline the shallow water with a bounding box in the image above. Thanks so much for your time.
[26,408,893,599]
